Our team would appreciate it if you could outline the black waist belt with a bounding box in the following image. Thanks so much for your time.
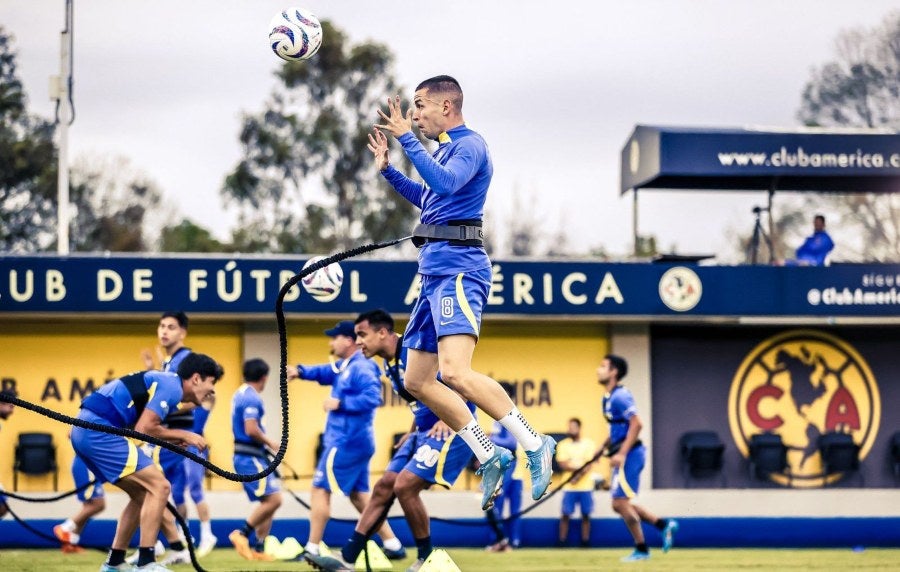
[234,442,268,459]
[411,220,483,247]
[607,439,643,457]
[164,410,195,430]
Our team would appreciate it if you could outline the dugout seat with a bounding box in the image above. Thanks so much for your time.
[748,432,789,484]
[679,430,725,487]
[818,431,861,486]
[891,431,900,481]
[547,432,569,473]
[13,432,58,491]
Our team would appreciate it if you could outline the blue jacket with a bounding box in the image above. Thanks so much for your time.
[795,230,834,266]
[298,350,382,454]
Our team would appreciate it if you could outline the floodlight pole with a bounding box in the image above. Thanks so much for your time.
[632,188,639,256]
[51,0,74,254]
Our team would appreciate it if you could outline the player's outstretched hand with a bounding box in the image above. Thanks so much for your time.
[375,94,413,138]
[367,128,390,171]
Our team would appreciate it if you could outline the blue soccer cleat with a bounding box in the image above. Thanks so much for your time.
[662,519,679,553]
[620,549,651,562]
[476,446,514,510]
[526,434,557,500]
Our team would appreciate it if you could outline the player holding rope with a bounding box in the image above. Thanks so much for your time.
[367,75,556,511]
[71,352,222,572]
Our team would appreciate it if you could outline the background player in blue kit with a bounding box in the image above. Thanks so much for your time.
[71,352,222,572]
[368,75,556,512]
[484,420,522,553]
[229,358,281,562]
[287,320,402,560]
[136,311,202,565]
[305,309,475,572]
[598,355,678,562]
[183,393,217,557]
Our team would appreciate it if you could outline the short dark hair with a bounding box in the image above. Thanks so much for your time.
[162,311,189,330]
[605,354,628,381]
[416,75,463,110]
[355,309,394,332]
[177,353,222,382]
[569,417,581,427]
[243,358,270,383]
[814,214,826,225]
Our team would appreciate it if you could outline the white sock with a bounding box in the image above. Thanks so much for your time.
[383,537,402,551]
[69,532,81,545]
[498,407,543,451]
[305,542,320,555]
[458,419,496,464]
[61,518,77,533]
[200,520,213,540]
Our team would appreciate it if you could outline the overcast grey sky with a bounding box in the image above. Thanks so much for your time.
[2,1,897,260]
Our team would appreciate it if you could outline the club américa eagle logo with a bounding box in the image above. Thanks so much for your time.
[728,329,880,487]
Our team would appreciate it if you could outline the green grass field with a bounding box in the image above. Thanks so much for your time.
[0,547,897,572]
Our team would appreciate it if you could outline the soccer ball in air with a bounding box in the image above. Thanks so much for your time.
[301,256,343,303]
[268,7,323,62]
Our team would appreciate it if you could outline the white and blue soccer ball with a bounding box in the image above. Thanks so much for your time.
[301,256,343,303]
[268,7,323,62]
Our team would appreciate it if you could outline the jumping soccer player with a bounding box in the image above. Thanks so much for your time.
[367,75,555,511]
[71,352,222,572]
[597,354,678,562]
[305,309,475,572]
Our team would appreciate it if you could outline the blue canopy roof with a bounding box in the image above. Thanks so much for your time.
[620,125,900,195]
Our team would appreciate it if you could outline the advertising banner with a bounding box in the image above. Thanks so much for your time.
[1,256,899,318]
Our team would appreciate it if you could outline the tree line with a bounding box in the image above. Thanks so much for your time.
[1,12,897,260]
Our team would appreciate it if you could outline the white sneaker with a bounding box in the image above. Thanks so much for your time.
[159,549,190,566]
[196,535,217,558]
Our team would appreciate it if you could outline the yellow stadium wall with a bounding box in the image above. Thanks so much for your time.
[0,317,610,494]
[0,319,242,493]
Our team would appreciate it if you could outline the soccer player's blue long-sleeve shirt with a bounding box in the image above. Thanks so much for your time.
[84,370,183,428]
[298,350,382,452]
[381,125,493,276]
